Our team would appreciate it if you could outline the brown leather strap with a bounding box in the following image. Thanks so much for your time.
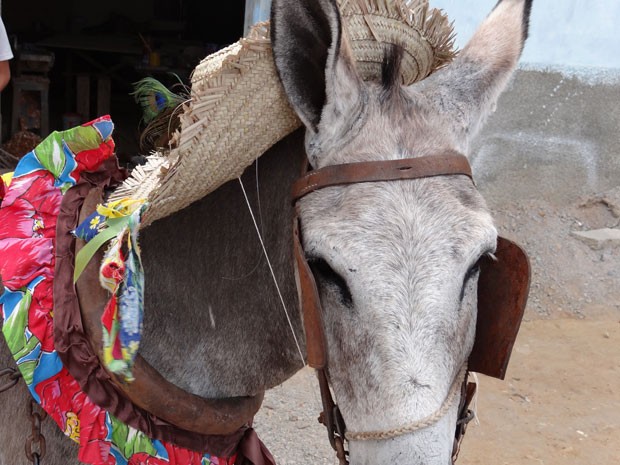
[292,152,473,201]
[317,369,348,465]
[74,187,263,437]
[293,218,328,369]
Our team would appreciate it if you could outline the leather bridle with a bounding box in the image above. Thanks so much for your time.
[292,152,484,464]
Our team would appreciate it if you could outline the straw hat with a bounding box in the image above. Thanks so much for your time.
[110,0,456,226]
[339,0,455,85]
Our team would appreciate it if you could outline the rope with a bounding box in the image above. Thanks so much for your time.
[237,177,306,366]
[470,371,481,426]
[346,365,468,441]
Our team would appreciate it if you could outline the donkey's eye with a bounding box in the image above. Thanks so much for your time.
[459,259,482,303]
[308,257,353,307]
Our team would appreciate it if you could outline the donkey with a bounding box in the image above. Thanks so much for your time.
[0,0,532,463]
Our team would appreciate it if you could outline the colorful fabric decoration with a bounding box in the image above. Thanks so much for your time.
[0,117,236,465]
[74,198,147,381]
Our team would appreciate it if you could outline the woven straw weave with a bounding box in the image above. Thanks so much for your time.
[111,0,456,226]
[339,0,455,85]
[135,24,301,225]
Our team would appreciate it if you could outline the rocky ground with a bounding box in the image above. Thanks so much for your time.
[490,188,620,320]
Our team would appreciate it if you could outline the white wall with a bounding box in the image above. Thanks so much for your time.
[429,0,620,68]
[242,0,620,69]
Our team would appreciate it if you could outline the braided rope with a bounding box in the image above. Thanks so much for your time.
[346,365,468,441]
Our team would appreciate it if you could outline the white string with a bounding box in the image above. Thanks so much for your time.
[238,177,306,366]
[471,372,481,425]
[255,159,265,236]
[219,162,266,281]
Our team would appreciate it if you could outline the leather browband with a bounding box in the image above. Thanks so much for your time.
[292,152,473,201]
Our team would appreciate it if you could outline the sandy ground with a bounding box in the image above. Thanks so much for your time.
[254,318,620,465]
[459,319,620,465]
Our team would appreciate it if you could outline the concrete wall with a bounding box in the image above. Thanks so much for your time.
[472,68,620,205]
[434,0,620,203]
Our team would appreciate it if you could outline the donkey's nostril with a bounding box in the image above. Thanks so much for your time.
[399,167,412,171]
[407,375,430,390]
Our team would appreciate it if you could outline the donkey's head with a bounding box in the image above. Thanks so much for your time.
[272,0,532,463]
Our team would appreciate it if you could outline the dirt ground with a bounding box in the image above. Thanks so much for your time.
[254,319,620,465]
[459,319,620,465]
[253,177,620,464]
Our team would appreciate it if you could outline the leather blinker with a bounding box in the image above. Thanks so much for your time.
[468,236,531,379]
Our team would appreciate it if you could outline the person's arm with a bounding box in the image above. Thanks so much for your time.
[0,18,13,91]
[0,60,10,91]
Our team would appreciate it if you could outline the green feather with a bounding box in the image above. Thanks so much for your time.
[131,77,188,150]
[131,77,187,124]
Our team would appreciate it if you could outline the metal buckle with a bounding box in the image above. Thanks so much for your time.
[332,406,349,464]
[452,380,477,463]
[318,403,349,464]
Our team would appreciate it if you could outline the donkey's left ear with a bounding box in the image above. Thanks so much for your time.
[271,0,362,133]
[416,0,533,140]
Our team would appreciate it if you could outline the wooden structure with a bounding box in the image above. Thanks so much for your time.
[10,51,54,137]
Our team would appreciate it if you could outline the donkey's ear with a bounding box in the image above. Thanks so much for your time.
[271,0,362,133]
[418,0,533,139]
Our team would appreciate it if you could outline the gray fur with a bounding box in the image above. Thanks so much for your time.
[0,0,532,463]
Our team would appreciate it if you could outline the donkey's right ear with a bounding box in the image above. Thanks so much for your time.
[271,0,360,132]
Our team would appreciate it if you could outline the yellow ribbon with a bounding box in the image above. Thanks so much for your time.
[96,198,146,218]
[1,172,13,188]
